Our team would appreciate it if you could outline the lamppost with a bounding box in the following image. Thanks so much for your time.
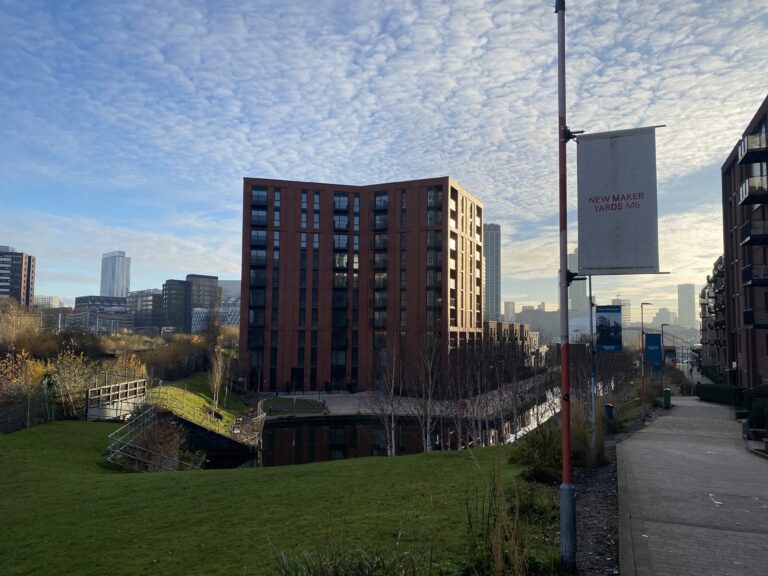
[640,302,652,420]
[661,323,670,404]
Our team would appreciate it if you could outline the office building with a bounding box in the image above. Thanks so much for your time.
[162,279,188,332]
[240,177,484,392]
[71,295,132,334]
[722,94,768,389]
[100,251,130,298]
[0,246,35,307]
[483,223,501,321]
[33,295,61,309]
[127,289,163,330]
[677,284,696,329]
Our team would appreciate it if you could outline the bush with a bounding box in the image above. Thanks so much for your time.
[695,383,744,405]
[749,398,768,430]
[508,423,561,484]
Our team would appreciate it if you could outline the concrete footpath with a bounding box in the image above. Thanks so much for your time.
[618,396,768,576]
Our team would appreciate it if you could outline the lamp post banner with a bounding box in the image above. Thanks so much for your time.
[596,305,622,352]
[577,126,660,275]
[645,333,663,372]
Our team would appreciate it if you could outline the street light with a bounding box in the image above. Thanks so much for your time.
[661,323,670,402]
[640,303,652,420]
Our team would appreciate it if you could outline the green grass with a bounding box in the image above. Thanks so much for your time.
[0,421,531,576]
[150,372,248,430]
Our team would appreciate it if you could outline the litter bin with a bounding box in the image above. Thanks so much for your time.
[663,388,671,409]
[604,403,615,422]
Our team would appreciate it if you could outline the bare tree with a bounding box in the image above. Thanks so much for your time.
[407,332,445,452]
[366,346,402,457]
[206,309,225,409]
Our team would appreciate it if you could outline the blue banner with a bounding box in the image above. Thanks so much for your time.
[596,305,622,352]
[645,333,662,371]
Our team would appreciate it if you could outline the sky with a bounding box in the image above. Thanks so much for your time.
[1,0,766,323]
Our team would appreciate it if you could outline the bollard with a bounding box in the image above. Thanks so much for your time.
[663,388,671,409]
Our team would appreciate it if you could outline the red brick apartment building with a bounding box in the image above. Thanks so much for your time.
[723,94,768,389]
[239,177,484,393]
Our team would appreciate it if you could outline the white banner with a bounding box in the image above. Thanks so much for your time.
[577,126,660,275]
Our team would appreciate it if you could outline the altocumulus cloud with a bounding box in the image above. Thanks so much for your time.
[0,0,765,302]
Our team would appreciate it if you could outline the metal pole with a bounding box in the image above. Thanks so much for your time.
[589,275,596,450]
[556,0,576,568]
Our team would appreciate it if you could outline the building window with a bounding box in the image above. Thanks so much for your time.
[334,192,349,211]
[251,186,268,204]
[251,209,267,227]
[374,191,388,210]
[334,214,349,230]
[427,185,443,208]
[251,230,267,246]
[333,234,348,250]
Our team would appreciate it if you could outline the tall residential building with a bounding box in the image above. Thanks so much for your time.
[677,284,696,328]
[503,301,515,322]
[240,177,484,392]
[568,249,588,319]
[611,297,632,328]
[722,94,768,389]
[700,258,726,372]
[483,223,501,322]
[0,246,35,307]
[100,251,130,298]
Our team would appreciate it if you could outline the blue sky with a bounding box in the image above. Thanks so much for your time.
[1,0,766,321]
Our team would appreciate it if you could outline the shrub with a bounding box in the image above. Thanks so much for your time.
[508,423,561,484]
[695,383,744,405]
[749,398,768,430]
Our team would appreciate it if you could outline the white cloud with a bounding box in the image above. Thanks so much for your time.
[0,0,764,307]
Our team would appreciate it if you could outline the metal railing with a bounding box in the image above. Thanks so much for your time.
[106,405,201,472]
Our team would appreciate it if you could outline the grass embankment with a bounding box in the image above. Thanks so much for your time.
[149,372,247,432]
[0,421,554,575]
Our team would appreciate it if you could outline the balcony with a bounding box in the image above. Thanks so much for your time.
[738,131,768,165]
[744,309,768,329]
[742,264,768,287]
[371,197,389,211]
[372,216,388,231]
[372,296,387,309]
[740,220,768,245]
[372,256,388,270]
[371,235,388,251]
[738,176,768,205]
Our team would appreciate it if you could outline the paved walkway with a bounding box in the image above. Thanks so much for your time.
[618,396,768,576]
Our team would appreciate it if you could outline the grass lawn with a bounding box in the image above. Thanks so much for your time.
[149,372,248,431]
[0,421,548,576]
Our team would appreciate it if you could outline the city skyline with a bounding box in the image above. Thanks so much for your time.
[2,1,766,318]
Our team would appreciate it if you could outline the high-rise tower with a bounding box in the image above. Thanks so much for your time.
[100,251,130,298]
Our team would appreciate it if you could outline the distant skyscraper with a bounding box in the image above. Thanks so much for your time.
[677,284,696,328]
[483,223,501,321]
[568,249,588,318]
[0,245,35,307]
[100,251,130,298]
[34,295,61,309]
[503,301,515,322]
[611,297,632,327]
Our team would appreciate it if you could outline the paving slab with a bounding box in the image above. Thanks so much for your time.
[618,396,768,576]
